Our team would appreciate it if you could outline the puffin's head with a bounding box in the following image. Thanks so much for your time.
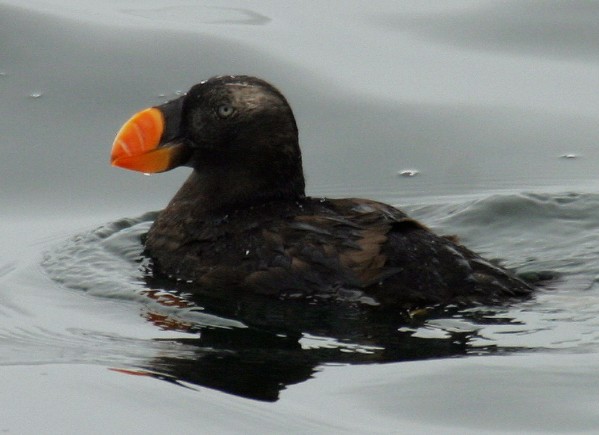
[111,75,305,201]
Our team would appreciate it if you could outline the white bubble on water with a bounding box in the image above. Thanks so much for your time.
[397,169,420,177]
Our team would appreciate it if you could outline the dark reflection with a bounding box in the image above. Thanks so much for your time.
[135,275,522,402]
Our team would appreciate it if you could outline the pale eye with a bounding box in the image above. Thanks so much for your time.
[217,104,234,118]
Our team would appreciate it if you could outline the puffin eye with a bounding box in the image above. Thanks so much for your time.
[217,104,234,118]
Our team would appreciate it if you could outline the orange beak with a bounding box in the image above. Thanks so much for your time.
[111,104,190,173]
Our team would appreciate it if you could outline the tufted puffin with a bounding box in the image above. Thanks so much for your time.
[111,75,533,308]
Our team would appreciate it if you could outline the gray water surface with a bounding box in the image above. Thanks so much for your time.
[2,1,599,433]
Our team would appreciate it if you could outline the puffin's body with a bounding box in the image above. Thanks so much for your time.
[111,75,532,308]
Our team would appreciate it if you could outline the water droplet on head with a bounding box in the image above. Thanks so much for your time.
[143,173,151,176]
[398,169,420,177]
[28,92,43,99]
[560,154,578,159]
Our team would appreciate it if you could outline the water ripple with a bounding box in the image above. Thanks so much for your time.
[40,191,599,400]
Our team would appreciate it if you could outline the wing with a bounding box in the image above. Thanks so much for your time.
[242,198,430,298]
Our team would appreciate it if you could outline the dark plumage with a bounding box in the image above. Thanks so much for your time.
[111,75,533,309]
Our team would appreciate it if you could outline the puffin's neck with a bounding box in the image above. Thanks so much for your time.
[164,162,305,218]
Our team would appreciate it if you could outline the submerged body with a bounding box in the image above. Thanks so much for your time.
[112,75,533,308]
[146,189,531,308]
